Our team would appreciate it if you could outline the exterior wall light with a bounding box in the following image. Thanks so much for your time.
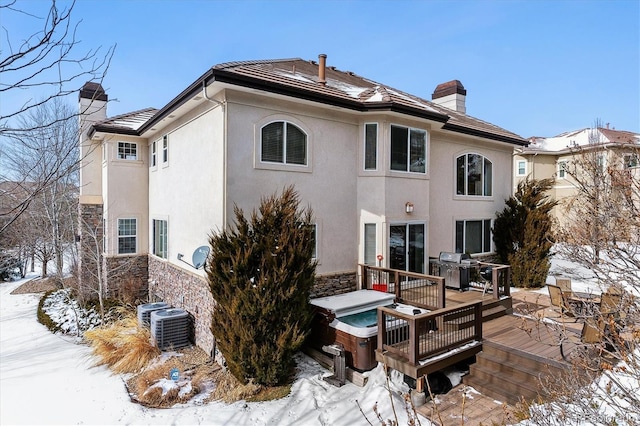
[405,202,414,213]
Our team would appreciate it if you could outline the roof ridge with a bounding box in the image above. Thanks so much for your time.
[214,58,303,70]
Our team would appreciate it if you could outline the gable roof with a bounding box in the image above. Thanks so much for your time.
[522,127,640,154]
[92,108,158,135]
[91,57,527,146]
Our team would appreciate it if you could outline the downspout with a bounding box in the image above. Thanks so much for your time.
[202,75,228,227]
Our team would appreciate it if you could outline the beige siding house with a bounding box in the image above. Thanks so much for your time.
[78,56,527,354]
[513,127,640,227]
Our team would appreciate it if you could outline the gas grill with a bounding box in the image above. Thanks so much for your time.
[430,251,477,290]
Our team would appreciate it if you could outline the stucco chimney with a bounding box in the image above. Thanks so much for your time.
[432,80,466,113]
[79,81,108,123]
[318,54,327,85]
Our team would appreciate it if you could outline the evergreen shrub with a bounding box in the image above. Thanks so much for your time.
[206,186,317,386]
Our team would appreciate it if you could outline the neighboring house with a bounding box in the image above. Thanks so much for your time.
[78,55,527,354]
[513,126,640,227]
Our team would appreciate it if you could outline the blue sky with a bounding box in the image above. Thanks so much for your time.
[4,0,639,138]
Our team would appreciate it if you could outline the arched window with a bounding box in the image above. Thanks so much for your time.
[261,121,307,165]
[456,153,492,196]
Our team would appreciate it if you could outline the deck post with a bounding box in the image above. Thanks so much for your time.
[409,317,418,365]
[492,268,499,300]
[438,279,446,308]
[474,302,483,341]
[416,375,425,393]
[394,270,401,299]
[361,264,368,290]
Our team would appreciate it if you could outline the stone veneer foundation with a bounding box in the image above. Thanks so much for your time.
[104,255,149,302]
[78,203,103,299]
[148,257,215,355]
[147,257,357,357]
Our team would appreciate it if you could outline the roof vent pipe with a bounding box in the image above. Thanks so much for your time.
[318,54,327,85]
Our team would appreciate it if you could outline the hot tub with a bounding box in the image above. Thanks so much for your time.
[309,290,427,371]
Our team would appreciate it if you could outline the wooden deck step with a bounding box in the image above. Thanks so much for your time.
[463,341,569,406]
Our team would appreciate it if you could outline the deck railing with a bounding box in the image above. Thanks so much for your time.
[377,301,483,366]
[476,261,511,299]
[360,265,446,311]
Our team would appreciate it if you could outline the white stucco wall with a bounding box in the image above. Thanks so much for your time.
[223,91,359,275]
[429,132,514,258]
[147,101,225,273]
[102,136,149,256]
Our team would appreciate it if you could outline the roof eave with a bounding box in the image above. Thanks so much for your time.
[137,69,215,135]
[442,122,528,146]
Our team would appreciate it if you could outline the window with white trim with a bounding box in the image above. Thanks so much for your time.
[364,223,376,265]
[558,161,568,179]
[150,141,157,167]
[118,218,137,254]
[455,219,492,255]
[456,153,492,196]
[596,154,605,172]
[516,160,527,176]
[117,142,138,160]
[162,135,168,164]
[309,224,317,259]
[390,125,426,173]
[624,153,639,169]
[152,219,167,259]
[364,123,378,170]
[261,121,307,165]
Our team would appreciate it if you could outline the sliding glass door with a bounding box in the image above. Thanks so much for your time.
[389,223,425,273]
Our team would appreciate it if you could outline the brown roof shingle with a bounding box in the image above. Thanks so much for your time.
[96,57,527,146]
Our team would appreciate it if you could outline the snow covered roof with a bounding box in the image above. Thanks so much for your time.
[91,56,527,145]
[211,58,526,145]
[524,127,640,154]
[93,108,159,134]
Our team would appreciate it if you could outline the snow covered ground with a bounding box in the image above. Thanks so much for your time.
[0,252,632,425]
[0,274,428,426]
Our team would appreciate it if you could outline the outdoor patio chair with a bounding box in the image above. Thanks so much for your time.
[548,284,577,318]
[555,277,572,294]
[560,317,605,360]
[581,317,605,344]
[600,288,623,317]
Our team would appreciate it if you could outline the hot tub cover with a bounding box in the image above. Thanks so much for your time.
[310,289,396,317]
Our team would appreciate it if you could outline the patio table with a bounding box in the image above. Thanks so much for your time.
[568,292,600,317]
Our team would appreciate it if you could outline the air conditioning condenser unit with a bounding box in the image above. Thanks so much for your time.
[150,308,190,350]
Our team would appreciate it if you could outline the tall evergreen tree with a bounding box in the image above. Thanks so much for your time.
[493,177,557,288]
[206,186,317,386]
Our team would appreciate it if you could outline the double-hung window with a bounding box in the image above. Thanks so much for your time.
[364,123,378,170]
[455,219,491,255]
[624,153,639,169]
[456,153,492,196]
[516,160,527,176]
[364,223,376,265]
[558,161,568,179]
[118,142,138,160]
[310,224,317,260]
[118,218,137,254]
[261,121,307,165]
[390,125,426,173]
[152,219,168,259]
[162,135,169,164]
[151,141,157,167]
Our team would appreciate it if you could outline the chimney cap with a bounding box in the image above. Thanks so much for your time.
[432,80,466,100]
[79,81,108,102]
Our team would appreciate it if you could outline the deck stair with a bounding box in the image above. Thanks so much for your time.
[463,340,569,406]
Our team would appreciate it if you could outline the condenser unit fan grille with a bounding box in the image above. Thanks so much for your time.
[150,308,190,350]
[137,302,170,327]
